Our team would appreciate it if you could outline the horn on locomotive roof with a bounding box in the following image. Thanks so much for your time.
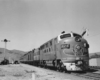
[61,31,65,34]
[81,28,89,37]
[81,29,86,37]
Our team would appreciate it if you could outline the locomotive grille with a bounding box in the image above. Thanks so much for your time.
[73,45,84,56]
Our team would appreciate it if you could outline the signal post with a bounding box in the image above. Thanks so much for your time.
[1,39,10,59]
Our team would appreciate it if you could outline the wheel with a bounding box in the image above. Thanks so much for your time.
[43,61,46,68]
[57,63,61,71]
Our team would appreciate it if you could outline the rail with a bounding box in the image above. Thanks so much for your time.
[74,72,100,80]
[89,66,100,69]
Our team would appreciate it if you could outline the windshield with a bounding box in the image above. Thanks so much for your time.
[73,33,82,37]
[60,34,71,39]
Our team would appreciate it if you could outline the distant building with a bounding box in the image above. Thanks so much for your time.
[89,58,100,66]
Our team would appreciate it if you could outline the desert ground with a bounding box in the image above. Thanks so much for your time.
[0,64,92,80]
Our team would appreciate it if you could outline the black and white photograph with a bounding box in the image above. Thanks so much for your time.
[0,0,100,80]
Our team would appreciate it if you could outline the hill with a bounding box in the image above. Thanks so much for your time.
[89,52,100,59]
[0,48,26,63]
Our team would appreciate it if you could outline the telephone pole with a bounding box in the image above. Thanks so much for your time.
[1,39,10,59]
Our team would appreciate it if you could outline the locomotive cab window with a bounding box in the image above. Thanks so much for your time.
[73,33,82,38]
[60,34,71,39]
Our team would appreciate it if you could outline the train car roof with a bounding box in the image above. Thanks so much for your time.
[58,32,82,38]
[34,48,39,52]
[39,31,82,47]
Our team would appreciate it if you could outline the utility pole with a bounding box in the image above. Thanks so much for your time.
[1,39,10,59]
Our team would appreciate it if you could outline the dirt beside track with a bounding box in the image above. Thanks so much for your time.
[0,64,92,80]
[0,64,31,80]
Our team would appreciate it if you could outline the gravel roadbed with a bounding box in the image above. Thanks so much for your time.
[0,64,93,80]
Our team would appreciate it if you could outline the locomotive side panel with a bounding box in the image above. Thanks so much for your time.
[54,43,62,59]
[34,49,40,61]
[20,53,29,63]
[27,51,34,65]
[45,39,56,60]
[33,49,40,66]
[40,39,56,61]
[39,46,43,61]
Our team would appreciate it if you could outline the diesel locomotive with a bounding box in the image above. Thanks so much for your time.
[20,30,89,71]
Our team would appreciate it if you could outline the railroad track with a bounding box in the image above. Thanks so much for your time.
[41,66,100,80]
[23,64,100,80]
[90,66,100,70]
[73,72,100,80]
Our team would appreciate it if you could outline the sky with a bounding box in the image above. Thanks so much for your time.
[0,0,100,53]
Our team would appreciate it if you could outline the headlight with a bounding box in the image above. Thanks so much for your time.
[75,37,81,42]
[84,43,89,48]
[75,61,83,65]
[77,61,82,65]
[84,43,87,47]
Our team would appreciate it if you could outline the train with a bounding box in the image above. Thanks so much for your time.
[20,30,89,72]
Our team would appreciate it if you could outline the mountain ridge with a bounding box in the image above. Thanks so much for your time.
[0,48,26,63]
[89,52,100,59]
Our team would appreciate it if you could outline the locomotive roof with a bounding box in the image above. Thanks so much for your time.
[59,32,82,37]
[34,48,39,52]
[39,32,82,48]
[60,31,81,36]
